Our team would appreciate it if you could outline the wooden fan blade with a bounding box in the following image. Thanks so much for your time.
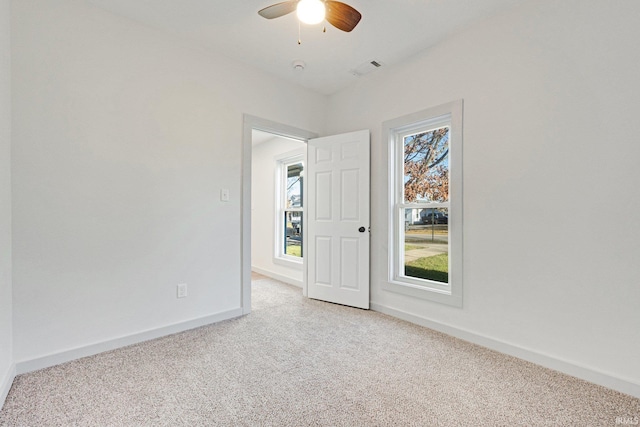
[258,1,299,19]
[325,1,361,32]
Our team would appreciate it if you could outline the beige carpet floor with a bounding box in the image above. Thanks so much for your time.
[1,276,638,426]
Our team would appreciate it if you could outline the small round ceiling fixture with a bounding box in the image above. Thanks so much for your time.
[292,60,306,71]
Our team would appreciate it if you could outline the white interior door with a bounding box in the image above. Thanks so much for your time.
[306,129,370,309]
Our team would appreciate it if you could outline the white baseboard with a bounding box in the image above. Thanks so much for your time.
[0,363,16,410]
[251,266,303,288]
[370,302,640,399]
[15,308,244,375]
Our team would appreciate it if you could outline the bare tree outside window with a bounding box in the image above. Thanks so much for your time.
[403,127,449,203]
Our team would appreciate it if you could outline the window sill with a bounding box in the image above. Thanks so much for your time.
[273,256,303,270]
[382,278,462,308]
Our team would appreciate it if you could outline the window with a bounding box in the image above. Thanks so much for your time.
[383,100,463,307]
[275,154,304,265]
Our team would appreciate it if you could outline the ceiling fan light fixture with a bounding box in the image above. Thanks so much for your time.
[296,0,326,25]
[259,0,360,32]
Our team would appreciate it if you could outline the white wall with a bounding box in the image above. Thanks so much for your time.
[327,0,640,394]
[11,0,326,365]
[251,136,305,286]
[0,0,14,405]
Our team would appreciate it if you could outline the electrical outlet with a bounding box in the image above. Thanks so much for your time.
[177,283,188,298]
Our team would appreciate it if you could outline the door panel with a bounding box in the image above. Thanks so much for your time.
[340,237,360,289]
[341,169,360,220]
[307,130,370,309]
[315,172,332,220]
[314,236,332,285]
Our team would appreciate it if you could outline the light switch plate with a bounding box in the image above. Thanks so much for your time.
[177,283,187,298]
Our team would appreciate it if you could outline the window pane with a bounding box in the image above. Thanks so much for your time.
[403,207,448,283]
[287,163,303,208]
[284,211,303,257]
[403,127,449,203]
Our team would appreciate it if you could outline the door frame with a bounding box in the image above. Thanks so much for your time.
[241,115,318,314]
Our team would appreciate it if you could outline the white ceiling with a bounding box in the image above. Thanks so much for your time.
[252,129,279,147]
[86,0,523,95]
[252,129,308,148]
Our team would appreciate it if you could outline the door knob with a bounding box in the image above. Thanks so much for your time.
[358,227,366,233]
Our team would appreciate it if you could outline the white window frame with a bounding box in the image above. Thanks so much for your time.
[273,150,305,268]
[383,100,463,307]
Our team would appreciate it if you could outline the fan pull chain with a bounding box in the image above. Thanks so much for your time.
[297,21,327,44]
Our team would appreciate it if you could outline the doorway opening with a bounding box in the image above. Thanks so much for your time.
[251,130,306,285]
[242,116,317,314]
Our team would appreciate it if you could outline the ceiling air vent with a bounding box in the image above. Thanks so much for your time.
[350,60,383,76]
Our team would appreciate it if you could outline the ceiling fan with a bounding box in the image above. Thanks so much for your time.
[258,0,362,33]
